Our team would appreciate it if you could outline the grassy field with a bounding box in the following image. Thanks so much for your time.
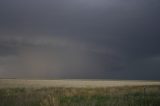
[0,80,160,106]
[1,79,160,88]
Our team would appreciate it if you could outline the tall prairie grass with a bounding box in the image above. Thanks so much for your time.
[0,86,160,106]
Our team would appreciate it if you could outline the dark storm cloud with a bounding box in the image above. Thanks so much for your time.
[0,0,160,79]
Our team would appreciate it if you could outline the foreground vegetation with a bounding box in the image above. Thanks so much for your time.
[0,86,160,106]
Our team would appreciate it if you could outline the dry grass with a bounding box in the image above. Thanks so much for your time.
[1,79,160,88]
[0,85,160,106]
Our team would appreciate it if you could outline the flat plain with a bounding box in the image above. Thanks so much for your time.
[0,79,160,88]
[0,79,160,106]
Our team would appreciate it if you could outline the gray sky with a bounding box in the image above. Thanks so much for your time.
[0,0,160,79]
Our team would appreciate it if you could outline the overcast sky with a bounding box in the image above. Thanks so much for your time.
[0,0,160,80]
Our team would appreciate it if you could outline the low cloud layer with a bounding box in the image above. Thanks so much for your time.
[0,0,160,79]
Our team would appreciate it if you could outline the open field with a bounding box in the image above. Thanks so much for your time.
[0,79,160,88]
[0,79,160,106]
